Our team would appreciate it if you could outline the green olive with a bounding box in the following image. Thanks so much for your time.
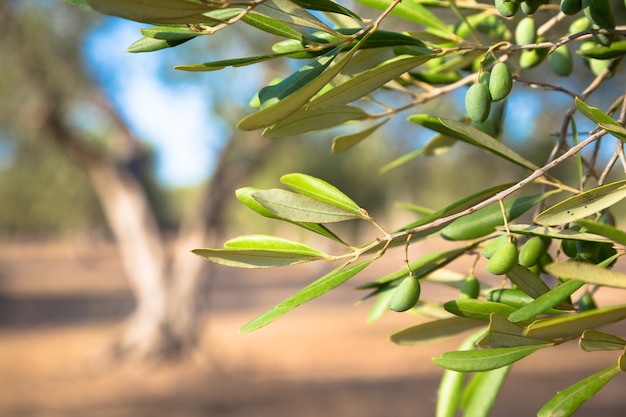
[482,234,510,259]
[495,0,520,17]
[569,16,591,34]
[561,0,583,15]
[515,17,537,45]
[549,45,574,76]
[390,276,421,312]
[578,292,597,311]
[518,236,546,267]
[521,0,543,15]
[460,274,481,299]
[465,83,492,123]
[486,241,519,275]
[519,44,549,69]
[488,62,513,102]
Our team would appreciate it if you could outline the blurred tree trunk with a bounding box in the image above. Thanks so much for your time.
[1,2,268,360]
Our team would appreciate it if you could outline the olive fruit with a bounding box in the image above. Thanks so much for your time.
[521,0,542,15]
[589,56,613,76]
[549,45,574,76]
[390,276,421,312]
[465,83,491,123]
[569,16,591,34]
[515,17,537,45]
[495,0,520,17]
[561,0,583,15]
[582,0,615,46]
[576,240,602,262]
[578,292,597,311]
[518,236,546,267]
[561,238,579,258]
[479,71,491,86]
[488,63,513,101]
[487,241,519,275]
[519,44,549,69]
[482,234,510,259]
[460,274,481,299]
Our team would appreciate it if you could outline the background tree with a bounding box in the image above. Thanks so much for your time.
[68,0,626,414]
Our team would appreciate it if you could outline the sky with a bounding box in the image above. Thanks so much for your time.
[83,18,237,188]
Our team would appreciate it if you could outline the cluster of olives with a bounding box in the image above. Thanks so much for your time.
[482,235,551,275]
[561,0,615,46]
[465,62,512,123]
[561,226,617,265]
[493,0,619,77]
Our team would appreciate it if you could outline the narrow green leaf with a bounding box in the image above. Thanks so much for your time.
[578,40,626,59]
[235,187,347,244]
[128,36,194,52]
[576,218,626,245]
[308,54,432,110]
[503,224,615,244]
[175,52,294,71]
[390,317,484,346]
[462,366,512,417]
[508,280,585,323]
[440,194,549,241]
[433,344,548,372]
[252,189,363,223]
[544,262,626,290]
[437,331,485,417]
[537,365,620,417]
[534,180,626,226]
[252,0,339,33]
[354,0,450,34]
[599,122,626,143]
[525,304,626,340]
[505,265,552,299]
[575,97,621,127]
[85,0,218,23]
[242,12,304,40]
[366,286,395,324]
[332,119,388,153]
[444,299,517,322]
[192,235,329,268]
[237,44,358,130]
[139,25,199,40]
[280,173,364,216]
[478,314,548,348]
[259,49,339,109]
[439,119,541,171]
[579,330,626,352]
[240,259,375,332]
[262,105,369,138]
[291,0,363,20]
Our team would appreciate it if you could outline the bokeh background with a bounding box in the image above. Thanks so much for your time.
[1,1,625,416]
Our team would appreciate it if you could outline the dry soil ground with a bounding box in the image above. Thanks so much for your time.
[0,240,624,417]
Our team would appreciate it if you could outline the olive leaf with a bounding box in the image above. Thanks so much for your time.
[524,304,626,340]
[537,365,621,417]
[192,234,330,268]
[443,299,517,322]
[507,279,585,323]
[280,173,364,216]
[579,330,626,352]
[461,366,512,417]
[262,105,370,138]
[534,180,626,226]
[252,189,363,223]
[240,259,375,332]
[432,344,549,372]
[544,262,626,290]
[332,119,388,154]
[390,317,485,346]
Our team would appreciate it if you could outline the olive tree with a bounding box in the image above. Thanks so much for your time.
[69,0,625,415]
